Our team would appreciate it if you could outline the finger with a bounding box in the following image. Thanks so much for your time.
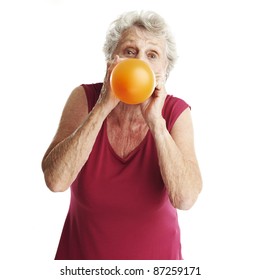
[156,81,165,90]
[114,55,120,63]
[155,73,166,89]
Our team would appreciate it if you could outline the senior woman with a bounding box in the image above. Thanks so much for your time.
[42,10,202,260]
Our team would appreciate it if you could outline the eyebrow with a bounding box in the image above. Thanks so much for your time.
[121,37,161,45]
[120,39,162,52]
[119,39,136,46]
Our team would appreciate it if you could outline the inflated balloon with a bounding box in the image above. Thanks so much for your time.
[110,58,155,104]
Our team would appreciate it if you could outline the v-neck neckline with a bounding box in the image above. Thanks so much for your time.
[104,118,150,163]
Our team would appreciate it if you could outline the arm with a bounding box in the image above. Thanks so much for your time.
[41,86,106,192]
[141,85,202,210]
[150,108,202,210]
[42,62,120,192]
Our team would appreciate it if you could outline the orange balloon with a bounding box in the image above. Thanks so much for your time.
[110,58,155,104]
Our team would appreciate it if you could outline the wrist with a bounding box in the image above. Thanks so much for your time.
[92,101,112,121]
[96,93,119,116]
[148,117,167,137]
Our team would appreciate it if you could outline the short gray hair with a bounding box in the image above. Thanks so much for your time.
[103,10,177,78]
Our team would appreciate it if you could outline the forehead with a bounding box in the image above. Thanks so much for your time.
[118,26,166,49]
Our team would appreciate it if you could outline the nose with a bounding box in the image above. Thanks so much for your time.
[135,52,148,63]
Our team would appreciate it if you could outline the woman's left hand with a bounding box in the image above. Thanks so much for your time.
[140,76,167,128]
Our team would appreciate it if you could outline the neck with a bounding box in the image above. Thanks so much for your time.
[109,103,143,123]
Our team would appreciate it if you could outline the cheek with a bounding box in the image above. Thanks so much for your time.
[154,61,168,79]
[153,66,167,82]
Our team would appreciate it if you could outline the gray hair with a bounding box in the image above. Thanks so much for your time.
[103,10,178,79]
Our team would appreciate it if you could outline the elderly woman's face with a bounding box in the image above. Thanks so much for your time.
[113,26,168,82]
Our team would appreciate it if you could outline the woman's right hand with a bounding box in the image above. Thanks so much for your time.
[98,55,121,113]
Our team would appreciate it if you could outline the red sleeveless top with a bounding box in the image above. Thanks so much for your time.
[55,83,189,260]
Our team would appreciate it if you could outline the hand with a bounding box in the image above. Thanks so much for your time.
[98,56,122,112]
[140,75,167,128]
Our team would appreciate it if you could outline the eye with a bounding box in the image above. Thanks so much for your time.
[124,48,136,57]
[148,52,158,59]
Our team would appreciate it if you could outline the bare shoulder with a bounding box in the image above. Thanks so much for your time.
[170,108,197,160]
[43,85,88,158]
[58,85,88,134]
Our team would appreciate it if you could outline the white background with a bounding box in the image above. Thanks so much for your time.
[1,0,259,279]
